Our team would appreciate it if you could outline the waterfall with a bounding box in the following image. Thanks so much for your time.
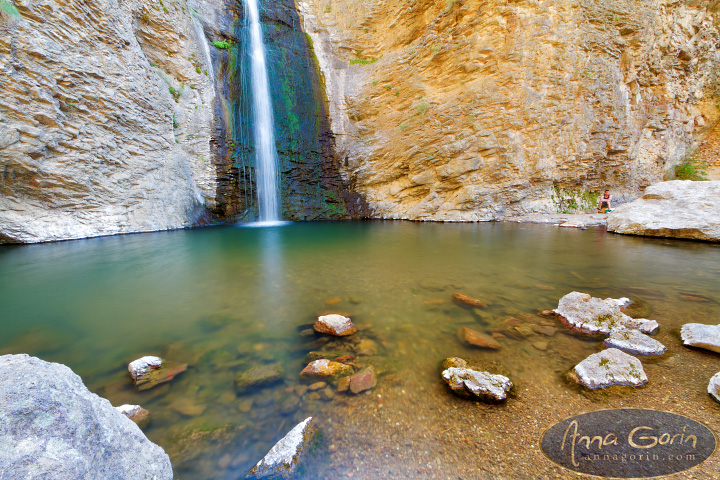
[245,0,281,224]
[189,11,215,84]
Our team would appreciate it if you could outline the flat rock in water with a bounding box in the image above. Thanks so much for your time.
[680,323,720,353]
[247,417,318,479]
[457,327,501,349]
[606,180,720,242]
[452,293,487,308]
[555,291,659,335]
[300,359,354,383]
[570,348,648,389]
[442,367,513,401]
[116,404,151,429]
[603,328,667,355]
[708,372,720,403]
[0,354,173,479]
[234,364,284,394]
[313,314,357,336]
[128,356,187,391]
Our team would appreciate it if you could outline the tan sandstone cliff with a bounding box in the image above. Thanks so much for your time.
[0,0,221,243]
[298,0,720,220]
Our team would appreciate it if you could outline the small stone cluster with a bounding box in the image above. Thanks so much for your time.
[552,292,666,389]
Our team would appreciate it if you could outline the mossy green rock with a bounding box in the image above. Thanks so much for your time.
[234,364,284,394]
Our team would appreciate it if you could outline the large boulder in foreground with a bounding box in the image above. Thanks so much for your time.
[0,354,173,479]
[247,417,318,479]
[569,348,648,389]
[607,181,720,242]
[555,292,658,335]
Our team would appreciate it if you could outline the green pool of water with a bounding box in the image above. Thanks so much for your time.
[1,221,719,479]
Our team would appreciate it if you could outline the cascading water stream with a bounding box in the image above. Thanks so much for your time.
[245,0,282,224]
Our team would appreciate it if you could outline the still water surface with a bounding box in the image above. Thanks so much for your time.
[1,222,719,479]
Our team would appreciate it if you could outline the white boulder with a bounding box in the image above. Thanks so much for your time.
[708,372,720,403]
[681,323,720,353]
[603,328,667,356]
[442,367,513,401]
[555,292,658,335]
[570,348,648,389]
[247,417,318,479]
[607,180,720,242]
[313,314,357,336]
[0,354,173,479]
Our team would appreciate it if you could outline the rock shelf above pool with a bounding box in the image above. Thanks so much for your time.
[570,348,648,389]
[554,291,659,335]
[247,417,318,479]
[681,323,720,353]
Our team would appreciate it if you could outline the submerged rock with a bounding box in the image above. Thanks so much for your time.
[235,364,284,394]
[440,357,468,370]
[247,417,318,479]
[452,293,487,308]
[355,338,378,356]
[313,314,357,336]
[457,327,501,349]
[300,359,354,383]
[442,367,513,401]
[603,329,667,356]
[533,325,557,337]
[0,354,173,479]
[128,356,187,391]
[347,366,377,394]
[570,348,648,389]
[555,292,658,335]
[116,404,151,429]
[708,372,720,404]
[680,323,720,353]
[607,181,720,242]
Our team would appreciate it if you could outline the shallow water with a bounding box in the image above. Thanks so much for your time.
[1,221,719,479]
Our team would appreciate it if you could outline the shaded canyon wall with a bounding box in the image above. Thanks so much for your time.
[298,0,720,220]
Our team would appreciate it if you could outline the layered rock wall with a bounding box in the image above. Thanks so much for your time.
[299,0,720,220]
[0,0,222,243]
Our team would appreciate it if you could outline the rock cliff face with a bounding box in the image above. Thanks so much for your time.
[298,0,720,220]
[0,0,224,243]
